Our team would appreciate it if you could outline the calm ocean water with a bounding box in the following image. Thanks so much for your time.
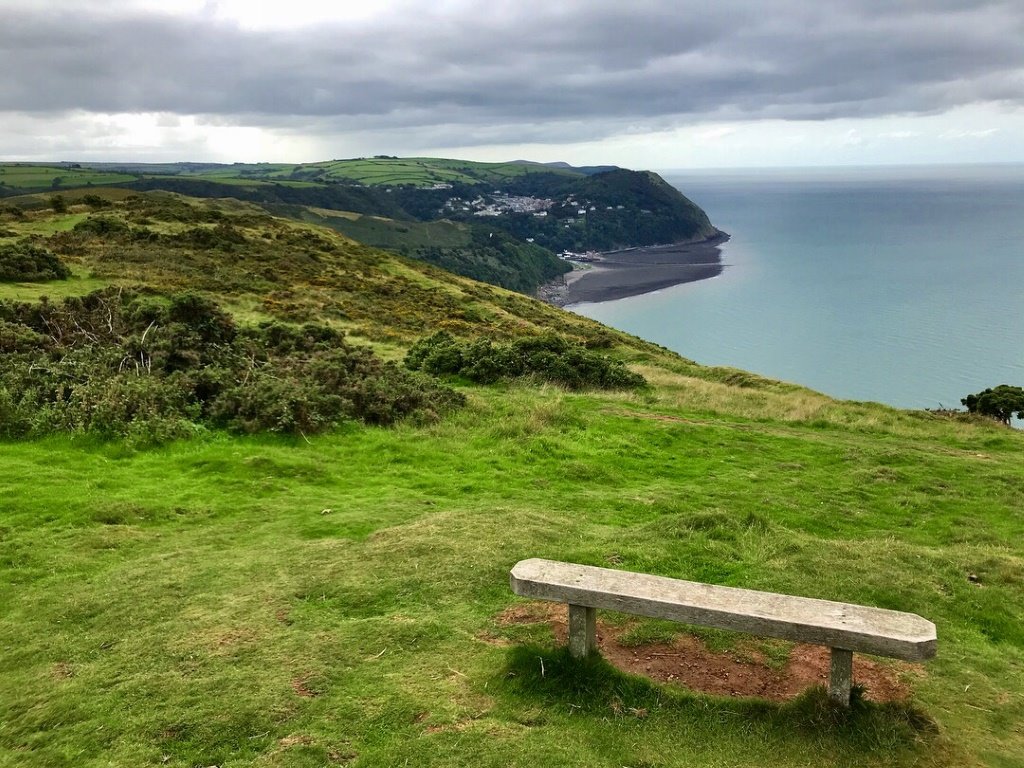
[572,165,1024,413]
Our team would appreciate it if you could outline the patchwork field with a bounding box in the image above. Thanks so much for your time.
[0,164,136,191]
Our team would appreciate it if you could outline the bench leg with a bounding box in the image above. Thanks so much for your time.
[828,648,853,706]
[568,604,596,658]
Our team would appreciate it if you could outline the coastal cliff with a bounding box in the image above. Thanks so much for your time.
[1,157,722,297]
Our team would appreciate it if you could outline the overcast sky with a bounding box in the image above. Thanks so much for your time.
[2,0,1022,168]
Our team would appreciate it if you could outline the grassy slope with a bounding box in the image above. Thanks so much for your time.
[296,207,472,250]
[0,191,598,344]
[1,195,1022,767]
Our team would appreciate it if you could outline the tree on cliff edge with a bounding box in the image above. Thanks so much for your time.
[961,385,1024,425]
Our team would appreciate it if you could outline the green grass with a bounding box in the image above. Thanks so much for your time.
[0,164,136,191]
[10,212,89,235]
[1,386,1022,767]
[0,267,108,301]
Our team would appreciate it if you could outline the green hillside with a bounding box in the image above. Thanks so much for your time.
[0,191,591,342]
[286,206,571,293]
[0,158,721,295]
[293,208,472,250]
[0,192,1022,767]
[63,157,585,189]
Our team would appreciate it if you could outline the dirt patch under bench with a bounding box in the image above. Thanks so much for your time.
[496,602,918,702]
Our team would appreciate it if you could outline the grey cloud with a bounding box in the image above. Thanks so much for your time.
[1,0,1021,145]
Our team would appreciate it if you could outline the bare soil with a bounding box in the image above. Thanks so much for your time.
[291,677,319,698]
[496,601,918,702]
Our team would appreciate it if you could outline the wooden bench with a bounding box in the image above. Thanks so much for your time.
[509,558,936,706]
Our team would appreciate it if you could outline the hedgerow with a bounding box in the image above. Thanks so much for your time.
[404,331,646,390]
[0,289,464,443]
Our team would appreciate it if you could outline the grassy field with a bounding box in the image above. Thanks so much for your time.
[1,386,1022,767]
[175,157,580,188]
[0,164,136,191]
[1,157,581,197]
[1,195,1022,767]
[292,158,487,186]
[56,157,581,189]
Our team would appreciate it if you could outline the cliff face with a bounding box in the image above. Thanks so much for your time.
[573,169,719,247]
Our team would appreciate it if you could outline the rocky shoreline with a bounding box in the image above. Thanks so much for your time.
[536,231,730,307]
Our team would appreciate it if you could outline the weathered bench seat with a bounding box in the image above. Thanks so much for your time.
[510,558,937,705]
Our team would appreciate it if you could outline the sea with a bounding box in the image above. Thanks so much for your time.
[570,164,1024,417]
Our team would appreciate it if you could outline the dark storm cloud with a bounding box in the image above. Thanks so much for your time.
[2,1,1021,143]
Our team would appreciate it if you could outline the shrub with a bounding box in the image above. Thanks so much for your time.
[404,331,465,375]
[405,332,646,390]
[210,370,340,435]
[81,194,113,209]
[962,385,1024,426]
[0,243,71,282]
[0,320,49,353]
[0,289,464,443]
[74,216,131,237]
[167,223,248,250]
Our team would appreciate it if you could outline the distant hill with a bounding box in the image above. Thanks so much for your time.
[75,157,586,189]
[0,157,721,294]
[537,161,621,175]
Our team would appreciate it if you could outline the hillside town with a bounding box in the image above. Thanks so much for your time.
[441,191,628,218]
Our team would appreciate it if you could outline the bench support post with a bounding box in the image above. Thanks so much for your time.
[568,604,596,658]
[828,648,853,706]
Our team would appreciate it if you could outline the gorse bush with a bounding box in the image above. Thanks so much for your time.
[404,331,646,390]
[81,194,113,209]
[0,289,464,443]
[73,216,131,237]
[0,242,71,282]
